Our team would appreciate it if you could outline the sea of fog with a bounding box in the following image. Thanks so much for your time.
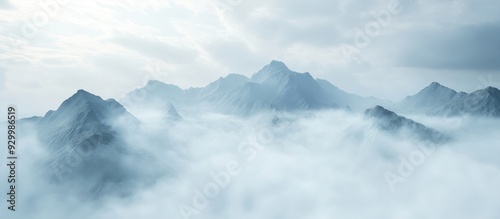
[4,109,500,219]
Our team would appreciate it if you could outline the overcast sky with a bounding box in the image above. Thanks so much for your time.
[1,0,500,117]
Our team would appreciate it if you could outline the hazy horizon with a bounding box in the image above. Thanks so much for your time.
[4,59,499,118]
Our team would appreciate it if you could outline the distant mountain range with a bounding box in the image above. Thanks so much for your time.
[122,61,388,115]
[23,60,499,197]
[392,82,500,117]
[29,61,500,155]
[122,61,500,117]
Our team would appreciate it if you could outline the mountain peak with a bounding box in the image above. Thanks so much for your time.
[266,60,291,73]
[473,86,500,97]
[141,80,183,94]
[203,74,249,95]
[53,89,137,124]
[364,105,397,118]
[67,89,103,105]
[165,102,182,120]
[40,89,140,140]
[73,89,99,99]
[372,105,386,111]
[430,82,442,87]
[76,89,92,95]
[364,105,449,143]
[251,60,293,83]
[220,73,249,82]
[412,82,457,98]
[146,80,167,87]
[483,86,500,93]
[269,60,288,68]
[425,82,450,91]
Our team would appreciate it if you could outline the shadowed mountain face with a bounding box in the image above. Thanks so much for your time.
[365,106,450,144]
[224,61,337,113]
[39,90,138,149]
[36,90,145,198]
[122,61,386,115]
[459,87,500,116]
[394,82,500,117]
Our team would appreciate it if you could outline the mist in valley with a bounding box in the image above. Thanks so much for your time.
[5,107,500,219]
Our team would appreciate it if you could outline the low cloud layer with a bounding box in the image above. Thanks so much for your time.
[4,109,500,219]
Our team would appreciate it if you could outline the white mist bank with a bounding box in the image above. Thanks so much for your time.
[5,110,500,219]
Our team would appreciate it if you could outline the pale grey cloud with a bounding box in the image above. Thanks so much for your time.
[0,67,5,89]
[393,24,500,70]
[7,110,500,219]
[0,0,12,9]
[202,39,268,73]
[1,0,500,115]
[112,34,199,64]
